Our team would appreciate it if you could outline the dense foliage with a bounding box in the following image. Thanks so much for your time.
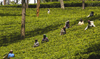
[0,1,100,8]
[0,7,100,59]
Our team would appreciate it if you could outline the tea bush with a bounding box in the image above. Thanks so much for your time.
[0,7,100,59]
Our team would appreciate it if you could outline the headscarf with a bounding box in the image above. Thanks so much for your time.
[9,50,13,53]
[90,11,94,16]
[80,19,83,22]
[66,20,69,27]
[48,9,50,11]
[35,39,38,43]
[43,34,46,39]
[91,11,94,14]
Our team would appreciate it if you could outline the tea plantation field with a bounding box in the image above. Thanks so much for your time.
[0,7,100,59]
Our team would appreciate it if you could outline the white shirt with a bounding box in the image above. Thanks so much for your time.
[78,21,84,25]
[34,42,39,46]
[48,10,50,14]
[85,21,95,30]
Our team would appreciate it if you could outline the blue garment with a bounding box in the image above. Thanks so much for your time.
[8,53,14,58]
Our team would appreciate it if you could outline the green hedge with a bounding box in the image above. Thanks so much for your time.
[0,1,100,8]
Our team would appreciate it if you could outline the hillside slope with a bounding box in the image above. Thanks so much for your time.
[0,7,100,59]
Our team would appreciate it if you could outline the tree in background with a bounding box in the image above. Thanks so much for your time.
[26,0,29,8]
[34,0,36,3]
[0,2,3,5]
[41,0,47,3]
[50,0,52,2]
[45,0,58,2]
[12,0,19,4]
[4,0,6,5]
[45,0,49,2]
[10,1,15,5]
[82,0,85,9]
[16,0,18,4]
[36,0,40,17]
[7,0,9,5]
[21,0,26,39]
[60,0,64,9]
[41,0,43,3]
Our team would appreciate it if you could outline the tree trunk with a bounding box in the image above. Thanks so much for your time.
[50,0,52,2]
[41,0,43,3]
[4,0,6,5]
[36,0,40,17]
[34,0,36,3]
[1,2,3,5]
[60,0,64,9]
[14,0,15,3]
[16,0,18,4]
[8,0,9,5]
[21,0,26,39]
[82,0,85,9]
[26,0,29,8]
[91,0,93,1]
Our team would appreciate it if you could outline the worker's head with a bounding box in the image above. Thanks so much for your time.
[9,50,13,53]
[91,11,94,14]
[67,20,69,23]
[35,39,38,43]
[80,19,83,22]
[43,34,46,39]
[88,20,90,24]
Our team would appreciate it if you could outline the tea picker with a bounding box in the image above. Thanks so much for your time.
[85,20,95,30]
[78,19,84,25]
[41,34,49,43]
[60,26,66,35]
[3,50,15,59]
[47,9,50,14]
[87,11,94,17]
[65,20,70,29]
[33,39,39,47]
